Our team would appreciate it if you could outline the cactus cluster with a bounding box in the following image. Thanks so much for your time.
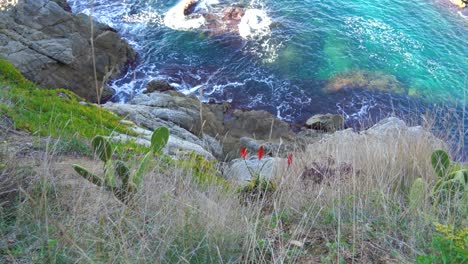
[72,127,169,204]
[430,150,467,204]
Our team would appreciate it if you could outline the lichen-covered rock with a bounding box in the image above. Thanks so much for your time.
[0,0,135,103]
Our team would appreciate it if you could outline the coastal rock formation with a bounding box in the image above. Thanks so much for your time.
[164,0,271,38]
[103,91,299,160]
[0,0,135,103]
[101,89,446,184]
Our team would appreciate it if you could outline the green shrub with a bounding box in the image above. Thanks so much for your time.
[417,223,468,263]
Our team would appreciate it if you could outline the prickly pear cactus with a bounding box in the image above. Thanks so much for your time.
[92,136,112,163]
[72,127,169,204]
[151,126,170,153]
[430,150,467,204]
[431,150,450,178]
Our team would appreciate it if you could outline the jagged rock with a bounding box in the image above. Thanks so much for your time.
[306,114,344,132]
[0,0,135,103]
[144,80,174,94]
[51,0,72,12]
[105,91,296,160]
[102,102,209,152]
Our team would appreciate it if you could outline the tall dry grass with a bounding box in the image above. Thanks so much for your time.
[2,116,466,263]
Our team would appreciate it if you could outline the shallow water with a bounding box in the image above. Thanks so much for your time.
[67,0,468,149]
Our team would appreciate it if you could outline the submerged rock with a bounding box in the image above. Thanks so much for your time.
[0,0,135,103]
[325,70,406,94]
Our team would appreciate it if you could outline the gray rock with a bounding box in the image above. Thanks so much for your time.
[0,0,135,103]
[166,136,215,160]
[203,135,224,160]
[108,133,215,160]
[224,157,283,184]
[106,91,297,160]
[306,114,344,132]
[366,117,444,146]
[239,137,297,158]
[144,80,174,94]
[103,102,205,147]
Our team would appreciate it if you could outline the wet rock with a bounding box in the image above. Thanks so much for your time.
[183,0,199,16]
[144,80,174,94]
[306,114,344,132]
[51,0,72,12]
[449,0,466,8]
[0,0,135,103]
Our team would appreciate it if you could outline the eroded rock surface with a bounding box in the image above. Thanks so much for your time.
[0,0,135,102]
[103,91,302,160]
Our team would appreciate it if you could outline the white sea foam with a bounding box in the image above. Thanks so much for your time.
[238,9,272,39]
[164,0,206,30]
[122,9,163,25]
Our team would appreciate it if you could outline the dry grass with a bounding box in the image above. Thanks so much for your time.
[1,116,466,264]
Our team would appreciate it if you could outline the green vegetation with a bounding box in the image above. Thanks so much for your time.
[417,223,468,263]
[73,128,169,204]
[0,59,467,263]
[430,149,468,204]
[0,58,138,157]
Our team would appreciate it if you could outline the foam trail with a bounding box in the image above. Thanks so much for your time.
[238,9,272,39]
[164,0,206,30]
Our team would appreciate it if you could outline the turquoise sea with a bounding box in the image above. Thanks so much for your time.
[68,0,468,146]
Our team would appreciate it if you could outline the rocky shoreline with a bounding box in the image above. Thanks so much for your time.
[101,85,445,183]
[0,0,448,183]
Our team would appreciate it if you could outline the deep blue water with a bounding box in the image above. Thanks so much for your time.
[67,0,468,153]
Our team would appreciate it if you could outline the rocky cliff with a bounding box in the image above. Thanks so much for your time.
[0,0,135,102]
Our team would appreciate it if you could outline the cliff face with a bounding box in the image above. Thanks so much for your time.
[0,0,135,102]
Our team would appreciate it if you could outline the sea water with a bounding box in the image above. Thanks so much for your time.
[67,0,467,147]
